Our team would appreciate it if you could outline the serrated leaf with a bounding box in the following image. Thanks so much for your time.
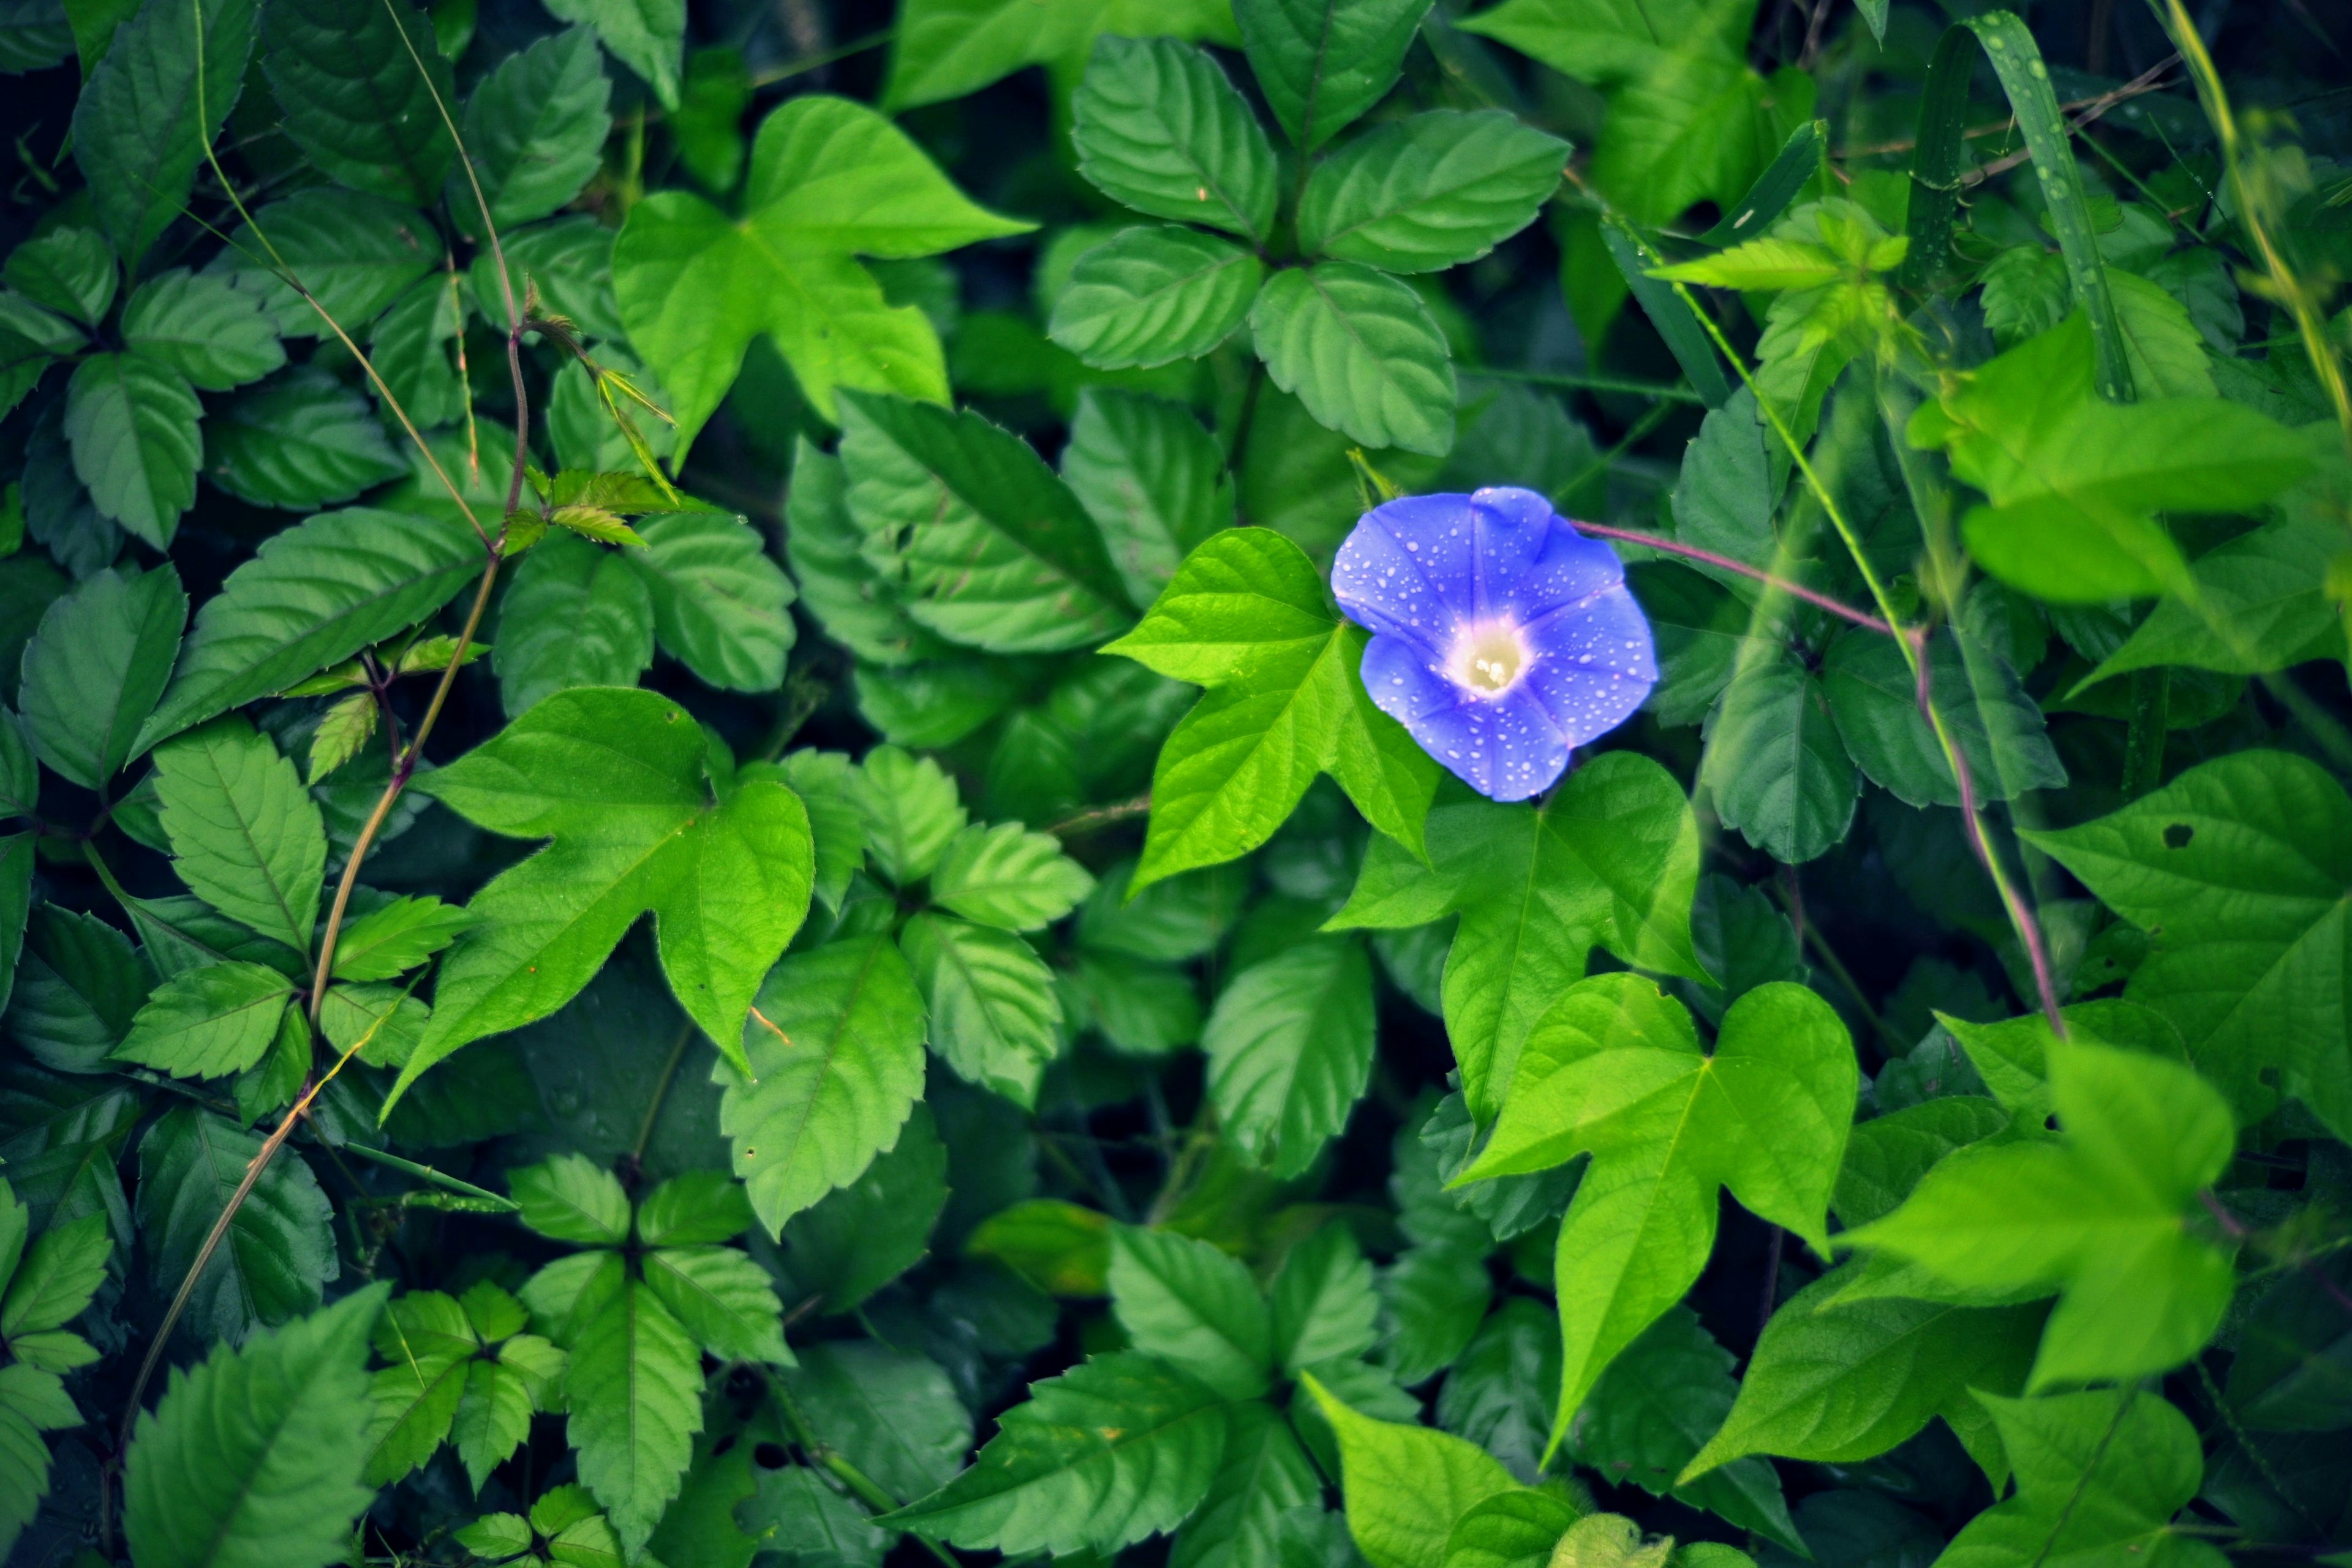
[1821,627,2064,809]
[262,0,455,205]
[850,744,967,885]
[781,1340,973,1503]
[206,366,407,511]
[840,390,1134,654]
[1235,0,1430,151]
[1701,657,1856,865]
[1249,262,1455,454]
[717,936,925,1237]
[363,1340,470,1487]
[775,1101,946,1312]
[510,1153,631,1245]
[900,911,1061,1108]
[1442,1489,1580,1568]
[1841,1042,2237,1389]
[883,0,1236,112]
[1205,937,1374,1179]
[331,895,475,981]
[1108,1224,1274,1400]
[1463,978,1855,1439]
[642,1245,786,1362]
[0,1213,109,1338]
[2082,515,2344,684]
[1172,1401,1322,1568]
[1061,388,1232,608]
[612,96,1027,447]
[565,1280,704,1556]
[121,268,284,390]
[5,228,115,324]
[545,0,681,107]
[19,562,183,790]
[1271,1223,1380,1372]
[64,351,199,547]
[1072,36,1276,241]
[493,532,655,717]
[1327,755,1703,1118]
[398,688,815,1098]
[1049,226,1265,371]
[931,822,1095,932]
[1304,1370,1519,1568]
[785,437,944,667]
[135,1106,337,1342]
[153,717,325,955]
[368,272,468,429]
[451,1359,536,1491]
[623,510,796,691]
[111,961,294,1079]
[306,692,377,783]
[9,906,150,1073]
[1298,110,1566,273]
[208,189,439,336]
[884,1351,1229,1556]
[453,26,609,232]
[70,0,254,271]
[123,1284,385,1568]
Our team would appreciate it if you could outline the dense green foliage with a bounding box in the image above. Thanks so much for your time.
[0,0,2346,1564]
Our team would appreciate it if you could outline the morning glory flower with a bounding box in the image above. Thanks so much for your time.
[1331,486,1656,802]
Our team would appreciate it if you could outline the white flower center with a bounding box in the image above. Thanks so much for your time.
[1449,620,1531,697]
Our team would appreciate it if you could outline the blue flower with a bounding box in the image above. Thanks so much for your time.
[1332,487,1656,802]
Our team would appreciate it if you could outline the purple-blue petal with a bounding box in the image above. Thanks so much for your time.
[1361,635,1569,802]
[1335,486,1658,801]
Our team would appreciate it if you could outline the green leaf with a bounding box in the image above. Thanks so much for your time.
[1934,1390,2223,1568]
[840,390,1134,654]
[882,0,1236,111]
[510,1153,631,1245]
[1249,262,1456,455]
[2111,270,2215,400]
[1061,389,1233,609]
[330,895,475,981]
[1108,1224,1274,1400]
[135,1106,336,1341]
[775,1101,947,1312]
[566,1280,705,1555]
[1298,111,1566,274]
[1833,1094,2012,1225]
[850,744,967,885]
[1442,1489,1581,1568]
[1682,1265,2041,1481]
[622,510,796,691]
[2225,1254,2352,1431]
[1235,0,1430,151]
[1,1213,110,1338]
[1570,1306,1799,1550]
[633,1170,754,1246]
[9,906,150,1073]
[1934,1000,2184,1125]
[967,1199,1113,1297]
[785,438,944,668]
[121,268,284,390]
[612,96,1028,446]
[544,0,681,107]
[363,1322,471,1486]
[399,687,816,1096]
[452,26,609,232]
[1701,658,1856,865]
[1204,937,1374,1179]
[2019,750,2352,1135]
[111,961,294,1079]
[2082,512,2345,684]
[451,1360,537,1491]
[1436,1298,1556,1479]
[1909,317,2309,603]
[780,1340,973,1501]
[884,1351,1229,1556]
[717,935,925,1237]
[153,717,326,956]
[900,911,1061,1107]
[64,352,200,547]
[1463,978,1855,1437]
[1049,227,1265,372]
[1107,530,1439,884]
[1072,36,1277,242]
[5,227,115,324]
[494,532,655,716]
[1303,1370,1520,1568]
[261,0,454,205]
[123,1284,386,1568]
[1170,1402,1321,1568]
[1383,1240,1491,1384]
[1328,755,1703,1118]
[19,563,183,790]
[1271,1223,1381,1373]
[207,189,439,336]
[642,1245,786,1362]
[931,822,1096,932]
[1821,627,2064,809]
[1842,1042,2237,1388]
[205,366,407,511]
[368,274,467,429]
[136,506,483,754]
[69,0,254,271]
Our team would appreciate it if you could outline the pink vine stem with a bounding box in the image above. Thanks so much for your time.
[1569,519,1896,635]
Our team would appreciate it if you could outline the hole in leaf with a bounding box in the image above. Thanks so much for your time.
[753,1442,790,1469]
[2163,823,2193,849]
